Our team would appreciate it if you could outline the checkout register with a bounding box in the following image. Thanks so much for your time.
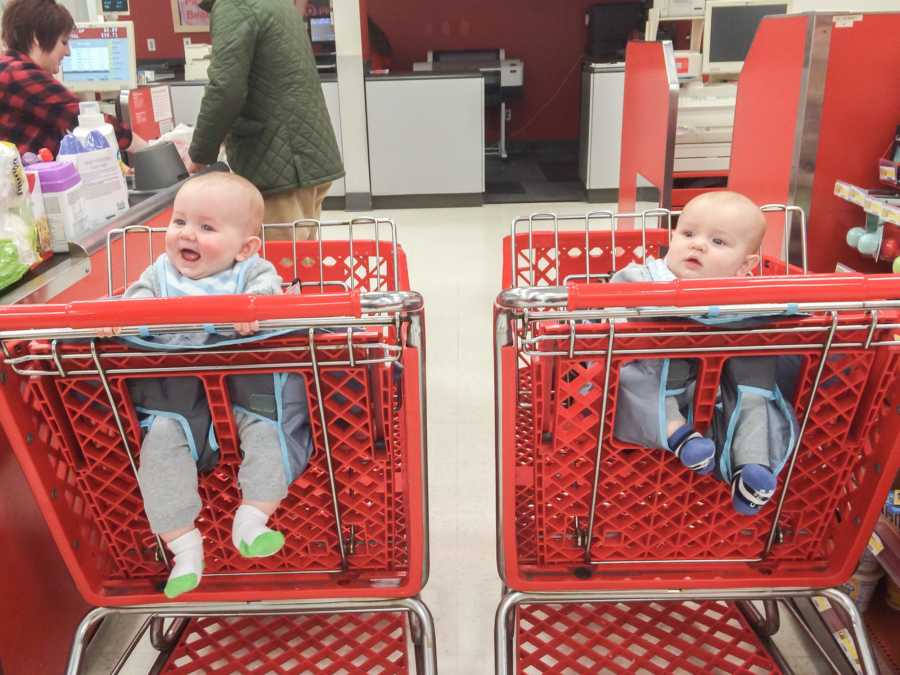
[666,0,790,172]
[413,49,523,159]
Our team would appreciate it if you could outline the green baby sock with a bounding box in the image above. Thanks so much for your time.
[233,504,285,558]
[163,528,203,599]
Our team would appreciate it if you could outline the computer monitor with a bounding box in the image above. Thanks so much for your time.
[59,21,137,93]
[310,16,335,44]
[100,0,129,14]
[702,0,790,77]
[586,2,646,63]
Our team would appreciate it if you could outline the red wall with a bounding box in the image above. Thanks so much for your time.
[128,0,211,61]
[368,0,616,142]
[128,0,331,61]
[127,0,631,141]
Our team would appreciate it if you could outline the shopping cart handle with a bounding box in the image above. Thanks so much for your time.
[0,291,366,331]
[566,274,900,310]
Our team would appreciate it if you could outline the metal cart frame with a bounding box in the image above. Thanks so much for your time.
[0,215,437,673]
[493,207,900,673]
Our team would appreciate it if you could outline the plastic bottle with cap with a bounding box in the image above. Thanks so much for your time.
[846,227,866,248]
[72,101,117,154]
[856,226,883,256]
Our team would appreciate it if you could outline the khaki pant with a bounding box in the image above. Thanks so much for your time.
[262,181,333,240]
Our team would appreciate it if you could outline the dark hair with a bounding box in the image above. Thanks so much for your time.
[2,0,76,54]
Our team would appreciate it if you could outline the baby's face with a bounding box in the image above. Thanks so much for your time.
[165,184,259,280]
[666,201,760,279]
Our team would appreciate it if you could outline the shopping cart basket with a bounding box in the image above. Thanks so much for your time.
[0,215,435,674]
[493,208,900,674]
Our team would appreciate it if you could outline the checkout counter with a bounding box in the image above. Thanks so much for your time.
[365,71,484,198]
[579,61,626,199]
[167,76,347,199]
[0,177,188,673]
[413,49,523,160]
[166,71,485,203]
[0,173,190,306]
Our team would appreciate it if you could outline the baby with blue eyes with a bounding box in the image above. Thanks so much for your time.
[660,191,766,281]
[612,191,780,515]
[103,172,295,598]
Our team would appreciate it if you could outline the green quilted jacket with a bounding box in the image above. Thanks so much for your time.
[189,0,344,193]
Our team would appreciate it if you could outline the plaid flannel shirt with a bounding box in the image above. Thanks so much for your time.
[0,50,132,157]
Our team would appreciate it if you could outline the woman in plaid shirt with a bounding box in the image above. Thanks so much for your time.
[0,0,141,157]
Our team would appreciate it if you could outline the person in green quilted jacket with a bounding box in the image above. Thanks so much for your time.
[187,0,344,239]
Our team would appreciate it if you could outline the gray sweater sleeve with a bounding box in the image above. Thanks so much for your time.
[243,258,284,296]
[609,262,652,285]
[121,257,283,299]
[121,265,161,298]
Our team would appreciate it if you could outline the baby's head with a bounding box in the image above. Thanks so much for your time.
[665,191,766,279]
[165,172,264,279]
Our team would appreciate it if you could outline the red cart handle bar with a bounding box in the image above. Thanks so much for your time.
[566,274,900,311]
[0,291,423,332]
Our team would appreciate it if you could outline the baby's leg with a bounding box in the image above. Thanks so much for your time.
[665,398,714,475]
[730,394,776,515]
[138,416,204,598]
[233,411,289,557]
[665,395,715,475]
[665,396,686,437]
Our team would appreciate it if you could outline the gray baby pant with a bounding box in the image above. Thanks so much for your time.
[138,411,289,534]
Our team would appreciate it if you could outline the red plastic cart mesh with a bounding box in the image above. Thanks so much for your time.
[500,229,900,590]
[502,228,792,290]
[514,365,538,564]
[160,612,410,674]
[504,229,667,289]
[103,238,412,298]
[0,240,426,605]
[514,600,781,674]
[8,331,423,604]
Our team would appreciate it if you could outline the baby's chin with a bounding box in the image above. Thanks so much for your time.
[172,264,206,280]
[173,260,240,280]
[669,264,705,279]
[171,258,211,279]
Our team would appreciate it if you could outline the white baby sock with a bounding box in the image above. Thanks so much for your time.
[164,528,204,599]
[232,504,285,558]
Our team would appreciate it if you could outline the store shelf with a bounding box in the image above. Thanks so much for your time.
[864,592,900,674]
[871,514,900,589]
[834,180,900,226]
[807,591,900,675]
[800,503,900,675]
[810,596,865,674]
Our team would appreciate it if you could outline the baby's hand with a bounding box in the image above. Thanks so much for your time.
[97,327,122,338]
[233,321,260,336]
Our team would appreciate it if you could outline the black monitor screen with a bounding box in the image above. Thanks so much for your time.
[102,0,129,12]
[587,3,646,61]
[708,4,788,63]
[310,17,335,43]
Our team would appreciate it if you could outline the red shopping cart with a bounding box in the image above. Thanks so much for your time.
[494,208,900,673]
[0,214,435,674]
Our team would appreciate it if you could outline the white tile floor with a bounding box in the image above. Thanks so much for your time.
[81,201,836,675]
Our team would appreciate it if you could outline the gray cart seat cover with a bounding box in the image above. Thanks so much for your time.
[127,359,313,481]
[613,346,800,480]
